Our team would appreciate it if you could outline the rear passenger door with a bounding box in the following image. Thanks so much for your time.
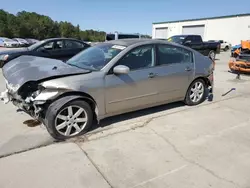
[154,44,194,101]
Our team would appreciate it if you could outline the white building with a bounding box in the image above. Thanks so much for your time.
[152,14,250,45]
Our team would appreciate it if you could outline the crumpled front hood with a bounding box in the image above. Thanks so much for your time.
[2,55,91,91]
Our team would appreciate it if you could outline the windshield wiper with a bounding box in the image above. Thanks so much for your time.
[67,62,98,71]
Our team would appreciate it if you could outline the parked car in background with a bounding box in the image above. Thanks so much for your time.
[229,53,250,73]
[25,38,40,46]
[3,38,19,48]
[0,38,91,67]
[208,40,231,51]
[0,39,214,140]
[167,35,221,60]
[0,37,7,47]
[105,32,142,41]
[12,38,29,47]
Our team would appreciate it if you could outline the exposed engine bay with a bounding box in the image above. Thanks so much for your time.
[0,81,60,120]
[0,55,91,120]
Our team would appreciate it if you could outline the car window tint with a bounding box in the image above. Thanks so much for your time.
[157,44,193,65]
[117,45,154,71]
[65,40,84,49]
[39,40,63,51]
[118,34,140,39]
[43,41,54,50]
[54,40,63,49]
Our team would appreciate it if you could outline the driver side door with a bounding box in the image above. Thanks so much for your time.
[104,44,159,115]
[34,40,64,60]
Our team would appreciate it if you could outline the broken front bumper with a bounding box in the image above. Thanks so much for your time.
[0,90,11,104]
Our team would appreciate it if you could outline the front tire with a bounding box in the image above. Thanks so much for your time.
[45,98,93,140]
[224,46,229,51]
[184,79,206,106]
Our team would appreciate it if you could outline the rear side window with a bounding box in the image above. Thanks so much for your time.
[106,34,115,41]
[65,40,84,49]
[118,34,140,39]
[192,36,202,43]
[157,44,193,66]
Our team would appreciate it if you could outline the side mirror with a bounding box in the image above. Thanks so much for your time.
[184,40,191,45]
[113,65,130,75]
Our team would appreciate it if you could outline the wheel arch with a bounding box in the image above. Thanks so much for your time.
[186,76,212,97]
[46,91,99,121]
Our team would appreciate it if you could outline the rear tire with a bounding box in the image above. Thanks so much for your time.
[44,98,93,140]
[184,79,206,106]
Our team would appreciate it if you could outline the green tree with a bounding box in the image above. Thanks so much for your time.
[0,9,106,41]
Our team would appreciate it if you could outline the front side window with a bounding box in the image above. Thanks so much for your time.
[65,40,84,49]
[38,40,63,51]
[41,41,54,50]
[67,43,125,70]
[116,45,154,71]
[157,44,193,66]
[192,36,202,43]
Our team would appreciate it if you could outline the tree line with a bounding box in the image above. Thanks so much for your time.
[0,9,151,42]
[0,9,106,41]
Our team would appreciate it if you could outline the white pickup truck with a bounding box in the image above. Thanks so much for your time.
[209,40,231,51]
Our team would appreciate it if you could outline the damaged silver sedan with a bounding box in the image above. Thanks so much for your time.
[0,39,214,140]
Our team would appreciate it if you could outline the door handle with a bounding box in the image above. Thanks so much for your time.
[185,67,192,72]
[148,72,157,78]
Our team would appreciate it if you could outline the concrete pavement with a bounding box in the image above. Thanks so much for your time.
[0,51,250,187]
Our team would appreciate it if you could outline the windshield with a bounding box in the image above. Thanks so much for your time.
[28,40,46,50]
[66,43,126,70]
[167,36,186,44]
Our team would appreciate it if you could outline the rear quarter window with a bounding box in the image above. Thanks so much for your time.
[157,44,193,65]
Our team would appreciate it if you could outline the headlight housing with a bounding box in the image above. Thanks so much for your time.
[34,91,58,101]
[0,54,9,61]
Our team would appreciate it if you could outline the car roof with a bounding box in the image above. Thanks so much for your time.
[104,39,184,47]
[43,38,84,42]
[171,35,200,37]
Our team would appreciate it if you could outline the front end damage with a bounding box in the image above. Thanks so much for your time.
[0,81,62,121]
[229,54,250,73]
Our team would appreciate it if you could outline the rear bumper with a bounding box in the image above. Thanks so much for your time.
[207,72,214,93]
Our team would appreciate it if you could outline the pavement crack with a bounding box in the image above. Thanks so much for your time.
[0,142,56,159]
[149,127,242,188]
[75,143,114,188]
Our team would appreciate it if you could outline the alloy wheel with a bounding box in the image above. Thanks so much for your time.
[55,105,88,137]
[190,81,204,103]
